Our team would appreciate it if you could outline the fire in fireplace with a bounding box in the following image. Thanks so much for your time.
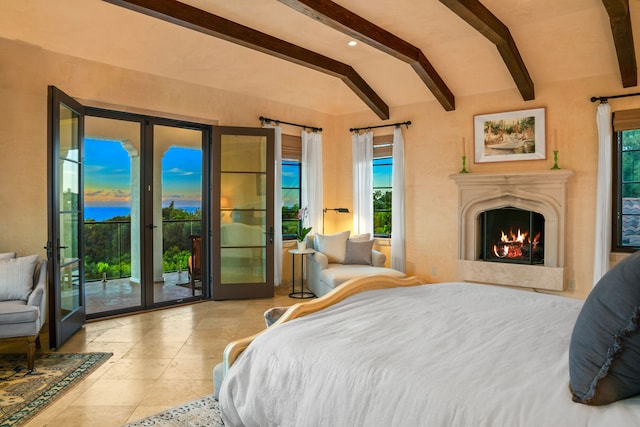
[481,207,544,265]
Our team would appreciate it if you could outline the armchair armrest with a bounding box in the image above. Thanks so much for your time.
[371,250,386,267]
[27,260,47,309]
[309,251,328,270]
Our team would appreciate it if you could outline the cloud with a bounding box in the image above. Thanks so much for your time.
[166,167,196,176]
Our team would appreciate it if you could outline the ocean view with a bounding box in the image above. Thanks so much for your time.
[85,206,199,221]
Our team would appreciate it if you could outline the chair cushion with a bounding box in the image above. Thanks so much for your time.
[315,231,350,263]
[569,251,640,405]
[0,255,39,301]
[344,239,374,265]
[320,265,405,289]
[0,300,39,325]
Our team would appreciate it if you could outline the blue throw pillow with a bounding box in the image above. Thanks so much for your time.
[569,251,640,405]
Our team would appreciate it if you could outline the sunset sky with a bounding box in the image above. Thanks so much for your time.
[84,138,202,208]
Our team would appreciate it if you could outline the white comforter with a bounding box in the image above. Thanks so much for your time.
[220,282,640,426]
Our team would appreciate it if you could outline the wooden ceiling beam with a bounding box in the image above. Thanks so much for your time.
[103,0,389,119]
[602,0,637,87]
[278,0,455,111]
[439,0,534,101]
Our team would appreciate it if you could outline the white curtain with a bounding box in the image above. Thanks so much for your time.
[302,130,323,235]
[263,123,283,286]
[593,102,612,286]
[391,126,406,272]
[352,131,373,235]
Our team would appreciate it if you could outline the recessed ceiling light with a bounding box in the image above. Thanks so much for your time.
[347,40,357,47]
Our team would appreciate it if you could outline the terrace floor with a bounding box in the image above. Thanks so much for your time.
[85,272,202,316]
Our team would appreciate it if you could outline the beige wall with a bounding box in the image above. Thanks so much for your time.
[329,78,640,299]
[0,38,333,286]
[2,37,640,298]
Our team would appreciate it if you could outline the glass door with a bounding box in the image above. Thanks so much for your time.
[81,110,208,318]
[47,86,85,349]
[213,126,274,300]
[150,122,207,304]
[83,112,143,317]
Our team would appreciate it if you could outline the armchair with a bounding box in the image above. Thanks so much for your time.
[305,232,405,297]
[0,257,47,369]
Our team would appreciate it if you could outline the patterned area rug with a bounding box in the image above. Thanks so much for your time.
[123,394,223,427]
[0,352,112,426]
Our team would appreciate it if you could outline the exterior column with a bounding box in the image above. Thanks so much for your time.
[121,140,141,284]
[153,147,165,283]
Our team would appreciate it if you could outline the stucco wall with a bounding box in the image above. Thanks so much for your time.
[330,78,640,299]
[2,37,640,298]
[0,37,335,286]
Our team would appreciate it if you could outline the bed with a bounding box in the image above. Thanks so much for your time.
[219,268,640,426]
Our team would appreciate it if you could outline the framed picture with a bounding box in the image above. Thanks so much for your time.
[474,108,545,163]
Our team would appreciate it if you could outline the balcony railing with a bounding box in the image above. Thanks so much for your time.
[84,219,201,282]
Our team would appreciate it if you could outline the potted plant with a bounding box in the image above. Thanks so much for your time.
[296,226,312,251]
[296,207,312,250]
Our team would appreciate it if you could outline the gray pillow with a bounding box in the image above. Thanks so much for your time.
[0,255,39,301]
[343,239,374,265]
[569,250,640,405]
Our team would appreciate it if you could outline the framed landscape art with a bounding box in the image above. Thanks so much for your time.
[474,108,546,163]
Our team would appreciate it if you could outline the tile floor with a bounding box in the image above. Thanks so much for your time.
[9,284,296,427]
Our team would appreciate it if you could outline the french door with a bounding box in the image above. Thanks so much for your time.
[48,89,275,347]
[81,112,209,317]
[47,86,85,349]
[212,127,275,299]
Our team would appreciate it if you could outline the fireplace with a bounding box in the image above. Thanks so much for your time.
[450,170,574,291]
[481,207,544,265]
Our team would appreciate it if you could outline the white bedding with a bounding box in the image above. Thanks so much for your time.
[220,282,640,426]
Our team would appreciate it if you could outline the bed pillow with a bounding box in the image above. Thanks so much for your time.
[569,250,640,405]
[0,253,16,260]
[0,254,39,301]
[344,239,374,265]
[315,231,350,263]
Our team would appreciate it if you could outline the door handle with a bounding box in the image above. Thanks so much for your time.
[146,224,158,230]
[269,226,274,244]
[44,241,53,260]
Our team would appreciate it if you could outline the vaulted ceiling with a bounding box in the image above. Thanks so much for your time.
[1,0,638,120]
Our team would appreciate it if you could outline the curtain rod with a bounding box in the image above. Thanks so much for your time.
[349,120,411,132]
[590,92,640,103]
[259,116,322,132]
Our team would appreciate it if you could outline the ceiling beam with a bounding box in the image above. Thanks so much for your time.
[602,0,637,87]
[439,0,534,101]
[102,0,389,119]
[278,0,455,111]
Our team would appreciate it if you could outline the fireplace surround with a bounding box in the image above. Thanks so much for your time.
[450,170,574,291]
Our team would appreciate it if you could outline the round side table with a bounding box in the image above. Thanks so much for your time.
[288,248,315,299]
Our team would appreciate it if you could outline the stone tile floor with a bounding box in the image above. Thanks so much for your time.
[1,284,296,426]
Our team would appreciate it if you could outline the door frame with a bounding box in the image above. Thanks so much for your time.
[47,86,86,349]
[212,126,275,300]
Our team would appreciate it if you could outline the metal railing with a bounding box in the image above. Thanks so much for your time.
[84,219,201,282]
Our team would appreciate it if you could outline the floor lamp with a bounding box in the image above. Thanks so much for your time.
[322,208,350,233]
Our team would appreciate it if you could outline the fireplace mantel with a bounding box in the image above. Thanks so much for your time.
[450,170,574,291]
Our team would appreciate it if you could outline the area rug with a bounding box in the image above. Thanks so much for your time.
[0,352,112,426]
[123,394,223,427]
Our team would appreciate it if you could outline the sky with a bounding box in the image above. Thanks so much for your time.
[84,138,202,208]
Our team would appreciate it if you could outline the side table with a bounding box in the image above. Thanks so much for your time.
[288,248,315,299]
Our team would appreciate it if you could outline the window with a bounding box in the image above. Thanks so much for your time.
[282,160,301,239]
[282,134,302,240]
[613,109,640,252]
[373,135,393,237]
